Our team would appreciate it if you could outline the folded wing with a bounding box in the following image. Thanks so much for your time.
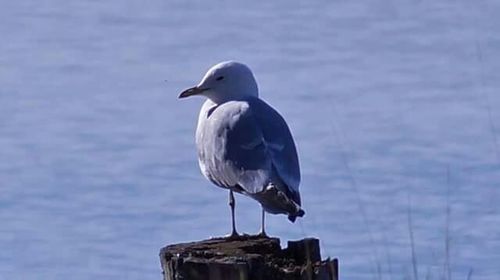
[219,99,301,205]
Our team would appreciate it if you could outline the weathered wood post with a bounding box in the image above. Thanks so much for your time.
[159,236,338,280]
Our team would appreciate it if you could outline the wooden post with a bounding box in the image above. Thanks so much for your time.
[159,236,338,280]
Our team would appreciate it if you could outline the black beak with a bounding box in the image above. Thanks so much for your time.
[178,86,209,99]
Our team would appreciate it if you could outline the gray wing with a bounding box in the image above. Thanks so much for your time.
[213,99,301,205]
[249,98,301,204]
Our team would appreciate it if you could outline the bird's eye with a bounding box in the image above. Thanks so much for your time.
[216,76,224,81]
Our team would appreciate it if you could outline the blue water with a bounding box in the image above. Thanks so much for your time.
[1,1,499,279]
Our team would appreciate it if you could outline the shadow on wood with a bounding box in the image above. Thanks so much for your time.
[159,235,338,280]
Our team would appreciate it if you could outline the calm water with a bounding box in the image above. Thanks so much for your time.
[1,1,499,279]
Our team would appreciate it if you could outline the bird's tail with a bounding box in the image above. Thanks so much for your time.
[288,208,305,223]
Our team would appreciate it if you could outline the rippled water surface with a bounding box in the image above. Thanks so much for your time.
[1,1,499,279]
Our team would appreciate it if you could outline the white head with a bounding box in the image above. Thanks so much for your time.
[179,61,259,104]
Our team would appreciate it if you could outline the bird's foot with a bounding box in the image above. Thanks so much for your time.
[256,230,269,238]
[224,230,241,240]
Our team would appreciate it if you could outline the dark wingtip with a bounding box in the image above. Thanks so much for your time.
[288,209,305,223]
[297,209,305,217]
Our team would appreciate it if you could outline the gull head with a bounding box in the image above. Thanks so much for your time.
[179,61,259,103]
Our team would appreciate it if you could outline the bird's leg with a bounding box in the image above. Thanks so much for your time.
[227,190,239,238]
[258,207,268,237]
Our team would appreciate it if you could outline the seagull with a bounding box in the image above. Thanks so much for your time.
[179,61,304,237]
